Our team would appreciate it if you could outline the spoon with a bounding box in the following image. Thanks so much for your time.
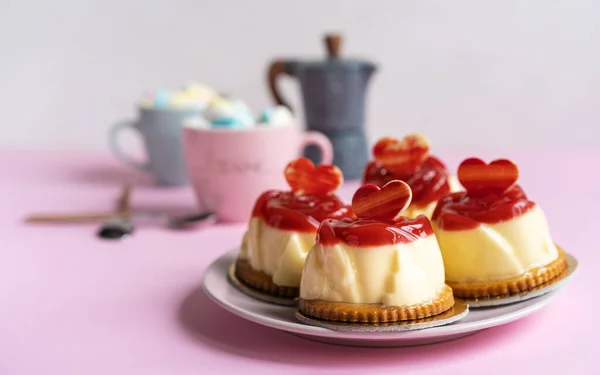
[97,216,134,240]
[166,211,217,229]
[26,211,218,230]
[97,185,134,240]
[96,211,217,240]
[25,184,133,224]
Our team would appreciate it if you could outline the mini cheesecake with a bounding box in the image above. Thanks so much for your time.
[431,158,568,299]
[363,134,461,218]
[298,180,454,323]
[235,158,353,300]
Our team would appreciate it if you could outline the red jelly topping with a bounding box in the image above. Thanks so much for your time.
[431,185,536,231]
[363,156,451,207]
[251,190,354,232]
[317,215,434,247]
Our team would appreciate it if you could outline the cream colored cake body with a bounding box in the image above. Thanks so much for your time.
[404,175,463,219]
[403,204,437,220]
[447,175,463,194]
[433,204,559,283]
[240,217,315,287]
[299,235,446,307]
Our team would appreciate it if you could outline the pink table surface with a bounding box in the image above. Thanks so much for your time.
[1,149,599,375]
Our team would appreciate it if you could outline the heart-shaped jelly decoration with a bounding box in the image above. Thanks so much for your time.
[373,134,430,174]
[284,158,343,195]
[457,158,519,195]
[351,180,412,221]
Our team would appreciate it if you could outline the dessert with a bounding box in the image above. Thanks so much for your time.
[139,82,218,110]
[184,101,295,130]
[362,134,462,218]
[298,180,454,323]
[203,96,256,128]
[235,158,354,299]
[257,105,294,126]
[431,158,568,299]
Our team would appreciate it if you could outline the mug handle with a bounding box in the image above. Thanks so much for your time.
[108,120,149,171]
[300,131,333,165]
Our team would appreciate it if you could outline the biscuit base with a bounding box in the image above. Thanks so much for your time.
[297,285,455,323]
[447,249,569,300]
[234,258,299,299]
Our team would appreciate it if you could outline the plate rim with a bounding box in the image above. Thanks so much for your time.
[202,250,576,340]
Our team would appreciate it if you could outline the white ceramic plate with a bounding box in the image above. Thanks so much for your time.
[228,264,470,332]
[203,251,578,347]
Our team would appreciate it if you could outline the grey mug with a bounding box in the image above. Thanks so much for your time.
[109,107,202,186]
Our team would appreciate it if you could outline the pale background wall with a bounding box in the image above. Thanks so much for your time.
[1,0,599,152]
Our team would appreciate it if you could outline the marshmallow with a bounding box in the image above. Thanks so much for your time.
[169,91,208,110]
[258,105,293,125]
[139,82,218,110]
[204,97,255,128]
[183,116,211,129]
[139,92,155,109]
[230,99,256,127]
[211,118,246,128]
[153,90,172,109]
[137,82,296,131]
[184,82,218,101]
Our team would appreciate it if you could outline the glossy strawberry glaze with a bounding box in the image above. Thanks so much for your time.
[251,190,354,232]
[363,156,451,207]
[432,185,536,231]
[317,215,434,247]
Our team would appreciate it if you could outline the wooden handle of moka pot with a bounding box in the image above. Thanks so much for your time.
[267,60,295,113]
[325,33,343,58]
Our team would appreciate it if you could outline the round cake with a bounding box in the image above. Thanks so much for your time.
[298,180,454,323]
[431,157,568,299]
[362,134,461,218]
[236,158,353,299]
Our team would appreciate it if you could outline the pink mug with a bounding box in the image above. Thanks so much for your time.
[182,122,333,223]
